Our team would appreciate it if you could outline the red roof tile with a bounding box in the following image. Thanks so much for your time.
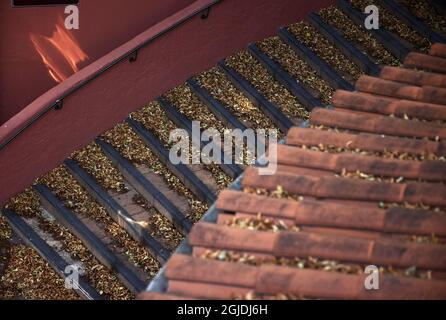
[333,90,446,120]
[286,127,446,157]
[355,75,446,104]
[405,52,446,73]
[163,255,446,299]
[142,44,446,300]
[310,108,446,139]
[276,144,446,181]
[217,190,446,236]
[379,66,446,88]
[429,43,446,59]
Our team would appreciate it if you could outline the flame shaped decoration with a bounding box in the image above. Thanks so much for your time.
[31,17,88,83]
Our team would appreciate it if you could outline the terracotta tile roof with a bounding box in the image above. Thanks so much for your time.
[404,52,446,74]
[161,255,446,300]
[140,45,446,300]
[310,108,446,139]
[379,66,446,87]
[332,90,446,120]
[355,75,446,104]
[286,127,446,158]
[430,43,446,58]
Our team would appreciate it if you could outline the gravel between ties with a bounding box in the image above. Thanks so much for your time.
[349,0,431,52]
[2,215,73,299]
[226,51,310,121]
[287,21,363,82]
[195,67,278,131]
[4,190,132,300]
[318,6,400,66]
[72,140,183,250]
[257,36,335,105]
[398,0,446,35]
[38,167,161,279]
[132,98,232,189]
[101,123,208,222]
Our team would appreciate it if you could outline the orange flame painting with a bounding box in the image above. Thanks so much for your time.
[30,17,88,83]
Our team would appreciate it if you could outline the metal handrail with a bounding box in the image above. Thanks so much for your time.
[0,0,219,150]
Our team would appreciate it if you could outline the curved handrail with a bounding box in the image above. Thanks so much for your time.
[0,0,219,150]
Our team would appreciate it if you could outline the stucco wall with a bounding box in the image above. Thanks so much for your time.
[0,0,334,205]
[0,0,195,124]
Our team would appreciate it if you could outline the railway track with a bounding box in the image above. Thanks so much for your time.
[1,0,445,299]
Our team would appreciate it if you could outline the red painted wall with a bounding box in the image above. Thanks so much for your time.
[0,0,334,205]
[0,0,195,124]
